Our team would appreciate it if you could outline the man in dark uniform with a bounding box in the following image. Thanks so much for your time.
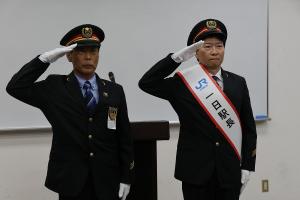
[139,19,257,200]
[6,24,134,200]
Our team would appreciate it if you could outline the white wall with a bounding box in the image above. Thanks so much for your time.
[1,0,300,199]
[0,0,268,128]
[0,131,55,199]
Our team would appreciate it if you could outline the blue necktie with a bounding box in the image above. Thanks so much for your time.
[83,81,97,114]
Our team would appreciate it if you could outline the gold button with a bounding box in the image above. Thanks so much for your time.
[216,142,220,146]
[90,152,94,157]
[88,135,92,139]
[89,117,93,122]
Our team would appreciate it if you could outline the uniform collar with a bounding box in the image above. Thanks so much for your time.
[74,73,97,90]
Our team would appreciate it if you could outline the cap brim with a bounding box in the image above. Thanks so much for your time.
[71,40,100,47]
[194,31,226,43]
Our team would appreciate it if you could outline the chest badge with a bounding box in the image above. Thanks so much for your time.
[108,107,118,120]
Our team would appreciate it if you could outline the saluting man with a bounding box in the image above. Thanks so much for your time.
[6,24,134,200]
[139,19,257,200]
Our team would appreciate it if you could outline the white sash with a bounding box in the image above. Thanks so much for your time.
[177,64,242,160]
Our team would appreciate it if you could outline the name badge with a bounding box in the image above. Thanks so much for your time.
[107,106,118,130]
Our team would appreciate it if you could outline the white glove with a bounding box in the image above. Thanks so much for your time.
[171,40,204,63]
[118,183,130,200]
[240,169,251,193]
[39,44,77,63]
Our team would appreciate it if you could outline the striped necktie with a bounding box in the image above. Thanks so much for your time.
[212,75,222,90]
[212,75,219,85]
[83,81,97,114]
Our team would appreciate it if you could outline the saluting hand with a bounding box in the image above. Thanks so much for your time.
[39,43,77,63]
[171,40,204,63]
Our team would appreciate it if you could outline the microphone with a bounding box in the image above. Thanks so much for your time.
[108,72,115,83]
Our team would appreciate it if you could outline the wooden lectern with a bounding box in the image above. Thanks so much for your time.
[126,121,170,200]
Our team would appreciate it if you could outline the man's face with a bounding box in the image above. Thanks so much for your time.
[195,37,225,70]
[67,46,99,79]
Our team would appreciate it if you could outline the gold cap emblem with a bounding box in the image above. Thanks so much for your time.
[82,27,93,38]
[206,20,217,30]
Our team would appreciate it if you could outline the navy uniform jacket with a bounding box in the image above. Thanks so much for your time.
[6,57,134,199]
[139,54,257,187]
